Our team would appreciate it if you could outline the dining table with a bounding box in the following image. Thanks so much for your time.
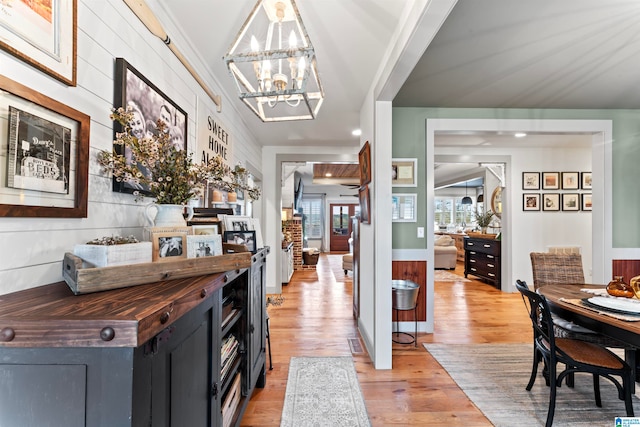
[538,284,640,383]
[538,284,640,348]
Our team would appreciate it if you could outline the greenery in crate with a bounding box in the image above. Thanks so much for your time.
[474,210,494,228]
[97,107,260,204]
[85,235,140,245]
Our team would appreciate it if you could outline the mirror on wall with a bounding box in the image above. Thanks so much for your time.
[490,186,502,219]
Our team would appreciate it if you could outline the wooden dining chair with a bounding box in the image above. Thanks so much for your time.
[516,280,635,427]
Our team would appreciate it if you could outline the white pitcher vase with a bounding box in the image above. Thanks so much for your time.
[145,203,194,227]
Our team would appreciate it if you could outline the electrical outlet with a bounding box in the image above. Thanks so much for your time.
[417,227,424,238]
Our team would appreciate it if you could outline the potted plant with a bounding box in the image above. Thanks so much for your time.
[474,210,494,234]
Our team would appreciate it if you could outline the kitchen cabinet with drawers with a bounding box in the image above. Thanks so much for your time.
[464,236,501,288]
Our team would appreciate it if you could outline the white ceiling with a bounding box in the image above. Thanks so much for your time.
[155,0,640,150]
[156,0,407,147]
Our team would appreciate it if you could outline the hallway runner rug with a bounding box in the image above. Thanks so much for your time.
[280,356,371,427]
[424,343,638,426]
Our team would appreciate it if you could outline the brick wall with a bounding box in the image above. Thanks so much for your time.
[283,219,303,270]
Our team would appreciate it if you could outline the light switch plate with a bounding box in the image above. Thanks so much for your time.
[417,227,424,238]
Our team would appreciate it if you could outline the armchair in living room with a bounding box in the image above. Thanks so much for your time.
[434,235,457,270]
[343,235,354,274]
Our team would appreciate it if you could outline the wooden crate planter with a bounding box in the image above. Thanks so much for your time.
[73,242,152,268]
[62,251,252,295]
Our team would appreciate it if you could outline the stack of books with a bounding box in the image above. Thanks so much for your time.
[221,334,239,382]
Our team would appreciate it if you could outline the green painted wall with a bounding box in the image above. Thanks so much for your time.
[392,107,640,249]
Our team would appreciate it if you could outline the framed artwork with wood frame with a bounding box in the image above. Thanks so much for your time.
[581,172,592,190]
[523,193,540,211]
[0,75,89,217]
[542,172,560,190]
[113,58,188,197]
[358,185,371,224]
[562,193,580,211]
[561,172,579,190]
[522,172,540,190]
[542,193,560,211]
[392,158,417,187]
[582,193,592,211]
[0,0,77,86]
[358,141,371,186]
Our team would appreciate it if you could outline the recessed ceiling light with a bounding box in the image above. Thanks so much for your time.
[325,173,332,177]
[515,132,527,138]
[352,129,362,136]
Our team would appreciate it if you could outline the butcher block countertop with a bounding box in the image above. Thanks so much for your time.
[0,267,245,349]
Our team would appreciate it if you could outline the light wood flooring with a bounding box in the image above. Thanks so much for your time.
[240,254,531,426]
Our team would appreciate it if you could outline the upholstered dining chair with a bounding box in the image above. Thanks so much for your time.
[516,280,635,427]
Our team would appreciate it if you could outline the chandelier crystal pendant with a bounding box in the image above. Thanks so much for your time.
[224,0,325,122]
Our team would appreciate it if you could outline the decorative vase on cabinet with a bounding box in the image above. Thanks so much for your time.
[145,203,194,227]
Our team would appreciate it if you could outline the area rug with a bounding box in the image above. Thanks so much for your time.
[280,356,371,427]
[424,343,638,426]
[434,270,470,282]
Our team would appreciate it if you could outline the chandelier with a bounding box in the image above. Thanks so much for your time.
[224,0,324,122]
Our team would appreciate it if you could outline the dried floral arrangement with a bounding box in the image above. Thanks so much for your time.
[85,235,140,245]
[97,106,260,204]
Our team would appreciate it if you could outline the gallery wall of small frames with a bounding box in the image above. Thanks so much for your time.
[521,171,592,212]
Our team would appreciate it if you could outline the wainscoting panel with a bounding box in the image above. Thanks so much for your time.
[392,260,426,321]
[612,260,640,282]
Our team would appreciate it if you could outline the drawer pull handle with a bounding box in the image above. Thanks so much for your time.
[483,244,491,248]
[471,267,477,272]
[488,273,495,277]
[468,243,474,246]
[469,251,476,255]
[470,259,476,263]
[487,255,494,259]
[487,263,495,268]
[0,327,15,342]
[160,311,171,324]
[100,327,115,341]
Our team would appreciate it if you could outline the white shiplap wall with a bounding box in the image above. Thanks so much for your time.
[0,0,262,294]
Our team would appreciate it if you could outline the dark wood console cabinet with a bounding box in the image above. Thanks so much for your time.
[464,237,501,288]
[0,247,269,427]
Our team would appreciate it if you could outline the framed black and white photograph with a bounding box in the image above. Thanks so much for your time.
[522,172,540,190]
[8,106,71,194]
[561,172,579,190]
[562,193,580,211]
[582,193,593,211]
[581,172,592,190]
[152,231,188,261]
[219,214,263,249]
[0,75,89,218]
[113,58,187,196]
[223,215,253,232]
[224,231,257,254]
[187,234,222,258]
[523,193,540,211]
[0,0,77,86]
[542,172,560,190]
[542,193,560,211]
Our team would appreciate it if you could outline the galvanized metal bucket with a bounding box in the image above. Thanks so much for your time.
[391,280,419,310]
